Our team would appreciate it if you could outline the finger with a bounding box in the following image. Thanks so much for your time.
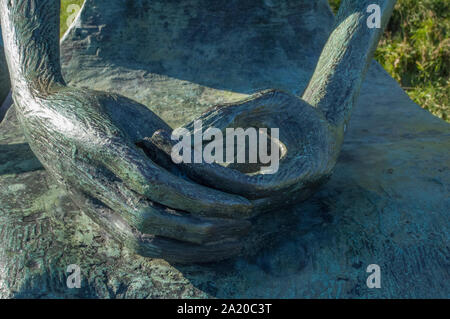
[138,131,266,198]
[142,90,330,203]
[65,158,250,244]
[136,235,244,264]
[70,188,245,263]
[102,93,172,142]
[109,182,252,245]
[95,138,255,219]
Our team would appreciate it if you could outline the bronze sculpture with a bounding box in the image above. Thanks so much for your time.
[0,0,448,298]
[1,0,395,263]
[0,28,10,119]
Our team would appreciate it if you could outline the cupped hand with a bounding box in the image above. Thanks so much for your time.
[140,90,339,212]
[17,85,255,256]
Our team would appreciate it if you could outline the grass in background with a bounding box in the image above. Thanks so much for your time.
[329,0,449,122]
[60,0,449,122]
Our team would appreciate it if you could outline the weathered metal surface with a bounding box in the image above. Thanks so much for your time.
[0,28,11,120]
[0,0,448,297]
[1,0,398,262]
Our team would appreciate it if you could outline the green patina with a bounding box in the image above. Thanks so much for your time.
[0,0,448,298]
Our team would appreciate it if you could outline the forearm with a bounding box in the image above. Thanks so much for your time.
[0,0,64,91]
[302,0,396,129]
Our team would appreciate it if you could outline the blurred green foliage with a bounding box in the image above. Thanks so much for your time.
[60,0,449,121]
[60,0,84,37]
[329,0,449,121]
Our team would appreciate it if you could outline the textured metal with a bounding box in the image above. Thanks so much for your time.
[1,0,397,262]
[0,0,449,298]
[0,27,10,120]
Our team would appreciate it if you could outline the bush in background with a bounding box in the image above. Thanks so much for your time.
[329,0,449,121]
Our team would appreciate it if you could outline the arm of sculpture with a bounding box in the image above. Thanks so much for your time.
[0,28,10,111]
[0,0,254,254]
[302,0,397,130]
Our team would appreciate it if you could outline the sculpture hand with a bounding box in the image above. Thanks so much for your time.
[18,86,253,246]
[139,90,337,213]
[1,0,397,262]
[136,0,398,214]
